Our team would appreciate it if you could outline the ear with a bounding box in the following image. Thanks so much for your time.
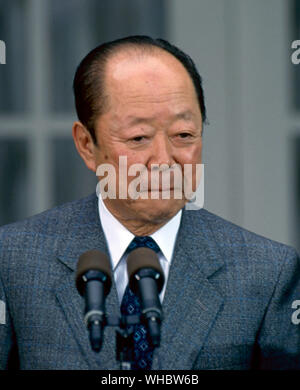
[72,121,98,172]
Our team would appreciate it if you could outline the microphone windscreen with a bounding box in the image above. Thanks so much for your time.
[127,247,165,293]
[76,250,112,296]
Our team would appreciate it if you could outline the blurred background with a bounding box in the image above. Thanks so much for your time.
[0,0,299,252]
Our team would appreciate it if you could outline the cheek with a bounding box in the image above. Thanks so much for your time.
[120,149,149,168]
[176,145,202,166]
[95,141,127,166]
[101,147,150,184]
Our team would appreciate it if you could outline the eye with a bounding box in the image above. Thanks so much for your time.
[132,136,145,142]
[177,132,193,139]
[179,133,191,138]
[128,135,149,145]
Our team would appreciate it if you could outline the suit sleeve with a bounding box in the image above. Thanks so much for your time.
[257,247,300,369]
[0,269,14,369]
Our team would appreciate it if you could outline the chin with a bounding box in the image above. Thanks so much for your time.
[132,198,185,223]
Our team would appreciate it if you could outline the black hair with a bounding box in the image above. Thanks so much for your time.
[73,35,207,144]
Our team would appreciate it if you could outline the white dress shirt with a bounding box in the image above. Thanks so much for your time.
[97,193,182,304]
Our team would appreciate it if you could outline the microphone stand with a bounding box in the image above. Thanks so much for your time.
[102,314,143,370]
[116,327,134,370]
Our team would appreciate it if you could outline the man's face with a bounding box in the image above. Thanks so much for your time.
[93,50,203,226]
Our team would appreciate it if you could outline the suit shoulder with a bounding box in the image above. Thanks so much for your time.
[0,193,97,247]
[193,208,297,260]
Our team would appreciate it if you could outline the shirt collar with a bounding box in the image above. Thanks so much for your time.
[97,193,182,270]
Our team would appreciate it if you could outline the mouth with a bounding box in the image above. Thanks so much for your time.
[142,188,177,192]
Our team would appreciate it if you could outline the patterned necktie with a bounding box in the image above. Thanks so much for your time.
[121,236,160,370]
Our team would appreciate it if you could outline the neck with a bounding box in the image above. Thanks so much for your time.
[118,220,166,236]
[102,199,179,236]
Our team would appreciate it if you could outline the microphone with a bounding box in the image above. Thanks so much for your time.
[75,250,112,352]
[127,247,165,347]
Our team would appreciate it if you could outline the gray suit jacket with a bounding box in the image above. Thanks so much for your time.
[0,193,299,370]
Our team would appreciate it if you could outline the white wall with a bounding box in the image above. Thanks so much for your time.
[168,0,298,249]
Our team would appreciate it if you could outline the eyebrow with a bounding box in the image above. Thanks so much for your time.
[173,110,196,121]
[125,110,196,126]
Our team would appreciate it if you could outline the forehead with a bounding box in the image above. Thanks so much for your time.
[104,49,198,108]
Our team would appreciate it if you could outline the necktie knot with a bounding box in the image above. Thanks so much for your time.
[127,236,160,254]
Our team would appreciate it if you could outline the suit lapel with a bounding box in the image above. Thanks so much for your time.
[54,194,120,369]
[152,208,225,369]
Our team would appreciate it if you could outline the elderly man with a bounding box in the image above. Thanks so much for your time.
[0,36,300,370]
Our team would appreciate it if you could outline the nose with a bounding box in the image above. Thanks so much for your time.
[148,133,174,168]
